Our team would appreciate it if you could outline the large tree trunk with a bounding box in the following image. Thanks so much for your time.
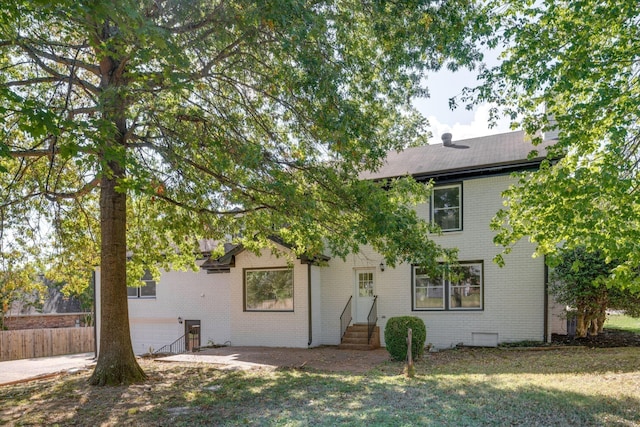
[89,169,146,385]
[89,49,146,385]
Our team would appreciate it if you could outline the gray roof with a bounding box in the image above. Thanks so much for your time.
[361,131,556,181]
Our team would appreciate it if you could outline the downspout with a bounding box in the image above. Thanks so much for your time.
[92,269,97,358]
[543,258,549,343]
[307,263,312,347]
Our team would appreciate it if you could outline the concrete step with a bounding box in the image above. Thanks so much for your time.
[342,331,369,339]
[340,325,381,350]
[341,336,369,344]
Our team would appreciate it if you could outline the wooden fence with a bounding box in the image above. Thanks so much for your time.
[0,327,95,361]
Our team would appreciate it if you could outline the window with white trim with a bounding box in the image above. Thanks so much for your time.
[432,184,462,231]
[244,268,294,311]
[127,270,156,298]
[413,262,483,310]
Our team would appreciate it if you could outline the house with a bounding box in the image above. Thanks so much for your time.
[96,130,567,354]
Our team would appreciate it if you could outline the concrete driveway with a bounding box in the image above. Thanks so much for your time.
[0,353,95,386]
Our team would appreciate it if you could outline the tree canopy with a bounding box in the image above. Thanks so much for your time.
[0,0,485,384]
[469,0,640,292]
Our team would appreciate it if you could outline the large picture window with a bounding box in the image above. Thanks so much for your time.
[244,268,294,311]
[128,270,156,299]
[432,184,462,231]
[413,262,482,311]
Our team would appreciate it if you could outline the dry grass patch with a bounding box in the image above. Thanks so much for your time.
[1,347,639,426]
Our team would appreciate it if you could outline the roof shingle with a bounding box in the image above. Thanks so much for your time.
[361,130,556,180]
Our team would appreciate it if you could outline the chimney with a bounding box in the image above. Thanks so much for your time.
[441,132,453,146]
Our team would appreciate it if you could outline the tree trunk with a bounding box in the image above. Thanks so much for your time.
[575,311,588,338]
[89,169,146,385]
[89,50,146,385]
[597,310,606,334]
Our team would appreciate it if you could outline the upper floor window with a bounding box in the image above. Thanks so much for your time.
[432,184,462,231]
[413,262,483,311]
[128,270,156,298]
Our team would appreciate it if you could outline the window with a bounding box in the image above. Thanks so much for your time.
[413,262,482,310]
[244,268,294,311]
[358,271,374,297]
[128,270,156,298]
[432,184,462,231]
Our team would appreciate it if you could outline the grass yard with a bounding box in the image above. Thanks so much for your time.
[1,347,639,426]
[605,314,640,334]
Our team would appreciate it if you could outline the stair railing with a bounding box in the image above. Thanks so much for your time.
[154,333,187,355]
[340,296,352,341]
[367,295,378,344]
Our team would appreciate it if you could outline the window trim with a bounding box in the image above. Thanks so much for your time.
[127,273,157,299]
[431,183,463,232]
[412,261,483,311]
[243,267,294,312]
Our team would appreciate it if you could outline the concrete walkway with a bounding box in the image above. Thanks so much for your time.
[0,353,95,386]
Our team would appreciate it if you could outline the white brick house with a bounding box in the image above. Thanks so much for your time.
[96,130,566,354]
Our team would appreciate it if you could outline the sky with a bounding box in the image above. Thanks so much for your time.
[413,50,513,144]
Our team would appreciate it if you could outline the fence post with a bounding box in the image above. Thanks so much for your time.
[406,328,415,378]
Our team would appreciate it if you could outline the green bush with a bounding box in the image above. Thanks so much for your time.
[384,316,426,361]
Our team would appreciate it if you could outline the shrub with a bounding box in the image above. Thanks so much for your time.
[384,316,426,361]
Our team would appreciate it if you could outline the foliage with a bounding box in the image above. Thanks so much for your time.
[467,0,640,293]
[0,250,45,330]
[384,316,426,361]
[550,247,612,337]
[0,1,486,383]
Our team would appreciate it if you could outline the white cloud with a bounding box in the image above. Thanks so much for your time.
[426,104,515,144]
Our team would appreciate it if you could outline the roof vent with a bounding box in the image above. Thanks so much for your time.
[441,132,453,146]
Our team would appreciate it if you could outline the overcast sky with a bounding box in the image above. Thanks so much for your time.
[413,49,513,144]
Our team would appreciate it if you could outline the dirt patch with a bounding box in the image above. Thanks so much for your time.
[158,346,391,373]
[551,329,640,348]
[152,329,640,373]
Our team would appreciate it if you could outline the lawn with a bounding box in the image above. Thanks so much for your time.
[1,347,639,426]
[605,314,640,334]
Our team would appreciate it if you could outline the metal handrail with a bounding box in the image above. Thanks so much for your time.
[339,296,352,341]
[367,295,378,344]
[154,333,187,355]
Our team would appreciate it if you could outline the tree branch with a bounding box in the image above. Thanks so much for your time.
[17,40,100,76]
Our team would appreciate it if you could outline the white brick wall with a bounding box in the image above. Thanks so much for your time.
[319,174,547,349]
[96,262,231,355]
[229,246,311,347]
[96,174,548,352]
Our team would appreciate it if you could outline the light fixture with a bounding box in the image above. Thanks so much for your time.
[379,262,385,272]
[178,316,183,324]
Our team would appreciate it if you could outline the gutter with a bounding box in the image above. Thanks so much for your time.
[92,270,97,358]
[307,263,312,347]
[543,259,549,343]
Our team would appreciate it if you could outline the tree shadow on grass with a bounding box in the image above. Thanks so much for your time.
[1,357,639,426]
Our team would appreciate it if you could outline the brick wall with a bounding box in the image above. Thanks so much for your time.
[319,174,547,349]
[3,313,91,330]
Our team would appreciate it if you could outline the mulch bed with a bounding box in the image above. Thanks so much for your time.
[551,329,640,348]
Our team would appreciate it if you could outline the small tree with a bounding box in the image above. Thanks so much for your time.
[551,247,613,337]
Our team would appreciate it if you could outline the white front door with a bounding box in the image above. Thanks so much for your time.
[354,269,375,323]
